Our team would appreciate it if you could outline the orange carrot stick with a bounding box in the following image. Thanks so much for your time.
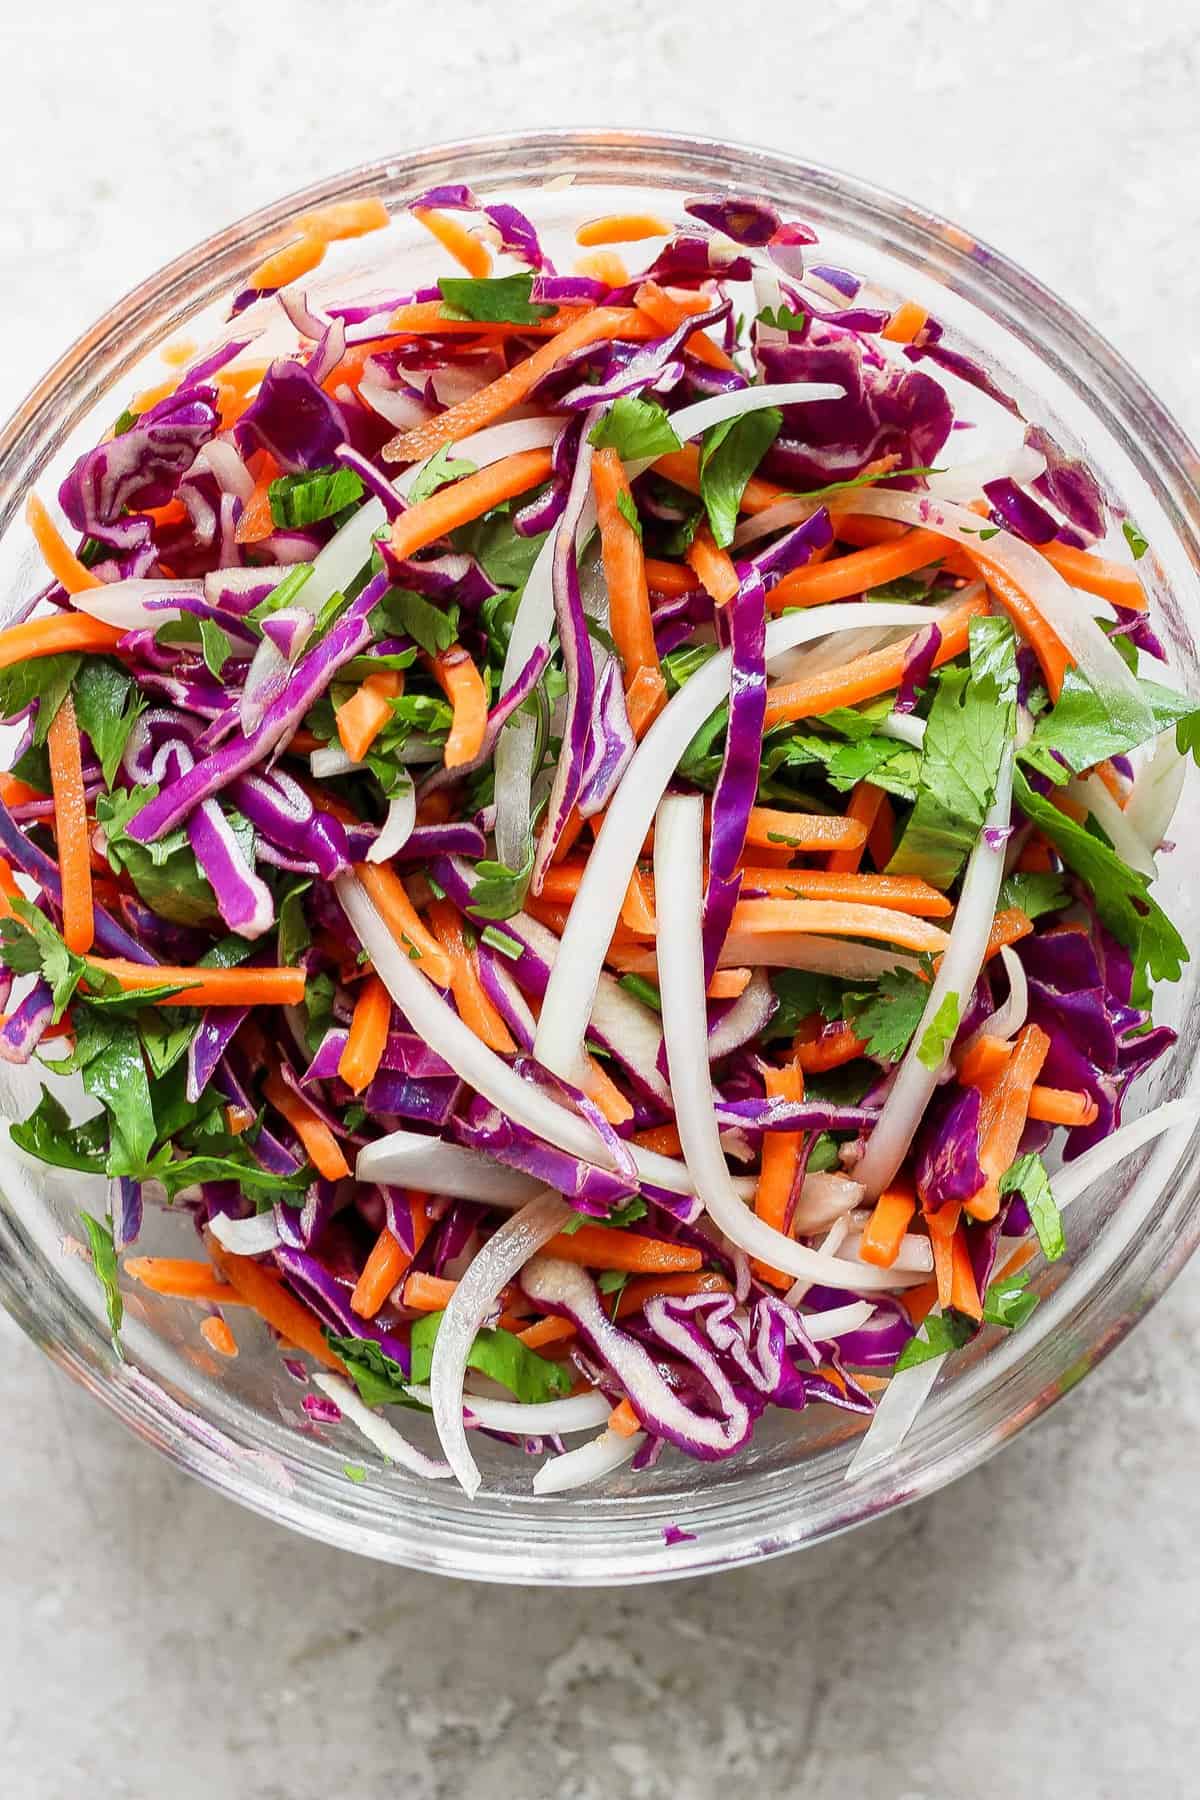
[768,528,948,611]
[335,670,402,762]
[608,1397,642,1436]
[949,1225,983,1319]
[859,1179,917,1267]
[867,792,896,870]
[709,968,751,999]
[630,1122,683,1157]
[686,524,740,604]
[591,445,661,683]
[386,300,587,340]
[926,1200,961,1309]
[752,1060,805,1287]
[388,449,553,560]
[744,807,867,855]
[262,1069,350,1181]
[956,1032,1012,1088]
[794,1022,869,1074]
[827,782,887,876]
[1027,1086,1100,1128]
[643,557,700,598]
[961,548,1074,700]
[46,695,94,955]
[625,664,668,737]
[427,898,515,1053]
[384,307,651,462]
[85,960,305,1007]
[633,280,737,373]
[982,906,1034,962]
[354,862,454,987]
[293,197,391,242]
[728,897,950,955]
[431,645,488,769]
[25,495,103,594]
[619,866,657,936]
[517,1315,577,1350]
[338,975,392,1095]
[750,866,950,917]
[403,1271,460,1311]
[412,207,492,277]
[763,591,987,730]
[582,1054,635,1127]
[880,301,929,344]
[541,1226,704,1274]
[248,235,327,292]
[965,1023,1051,1220]
[653,445,789,517]
[900,1278,940,1329]
[125,1257,253,1306]
[1041,540,1146,612]
[200,1316,239,1357]
[576,213,672,246]
[0,611,123,670]
[574,249,630,286]
[613,1270,732,1319]
[350,1226,411,1319]
[206,1240,346,1371]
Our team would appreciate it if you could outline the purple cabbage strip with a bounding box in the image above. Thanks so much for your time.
[913,1083,985,1209]
[1025,426,1106,541]
[186,801,274,939]
[685,193,781,246]
[236,359,347,473]
[0,796,156,964]
[577,655,636,818]
[983,478,1058,546]
[895,621,942,713]
[0,980,54,1063]
[229,771,351,880]
[188,1008,248,1103]
[111,1177,144,1254]
[60,386,220,552]
[273,1245,411,1376]
[701,569,766,984]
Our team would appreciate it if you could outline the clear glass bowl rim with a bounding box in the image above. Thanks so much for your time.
[1,127,1198,1586]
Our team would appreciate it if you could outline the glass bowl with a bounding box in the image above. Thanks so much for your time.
[1,129,1198,1586]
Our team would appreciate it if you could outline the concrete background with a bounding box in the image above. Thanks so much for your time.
[1,2,1198,1794]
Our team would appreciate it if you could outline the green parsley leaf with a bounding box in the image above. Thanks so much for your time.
[302,970,337,1056]
[756,303,808,332]
[71,659,144,790]
[761,967,849,1043]
[325,1333,417,1409]
[1000,1152,1065,1261]
[1021,667,1198,784]
[842,966,932,1064]
[10,1088,108,1172]
[589,395,683,463]
[618,973,662,1013]
[1122,519,1149,560]
[616,488,643,540]
[372,587,460,657]
[698,406,782,548]
[268,465,364,529]
[79,1016,156,1176]
[982,1266,1040,1330]
[343,1464,368,1483]
[97,787,255,930]
[455,514,548,592]
[406,444,479,506]
[79,1211,123,1349]
[915,990,960,1071]
[894,1310,973,1370]
[468,844,535,921]
[601,1197,648,1229]
[199,616,234,679]
[137,1007,197,1081]
[997,870,1070,921]
[0,897,118,1021]
[277,880,313,966]
[0,654,82,743]
[662,642,719,694]
[438,272,555,326]
[409,1313,571,1403]
[806,1132,842,1173]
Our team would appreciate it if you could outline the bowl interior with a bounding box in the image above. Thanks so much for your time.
[1,130,1198,1583]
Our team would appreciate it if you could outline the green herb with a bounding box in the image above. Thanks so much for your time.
[480,924,523,960]
[894,1310,974,1370]
[268,465,364,529]
[438,272,555,326]
[97,786,255,930]
[0,896,119,1021]
[997,870,1070,921]
[698,407,782,548]
[915,990,960,1071]
[111,407,140,436]
[806,1132,842,1173]
[589,395,682,462]
[80,1016,156,1176]
[756,303,808,332]
[408,1313,571,1404]
[865,574,936,602]
[982,1266,1040,1330]
[616,488,643,540]
[246,563,314,626]
[468,844,535,920]
[302,970,337,1056]
[406,444,479,506]
[597,1269,629,1294]
[277,880,313,966]
[1022,668,1200,784]
[137,1007,198,1081]
[763,967,849,1042]
[1123,519,1149,560]
[1000,1152,1065,1261]
[602,1197,648,1229]
[0,654,82,743]
[618,973,662,1013]
[79,1211,123,1350]
[325,1334,415,1409]
[343,1464,368,1484]
[10,1089,108,1172]
[662,642,719,694]
[372,588,459,658]
[455,514,548,591]
[71,659,144,790]
[842,966,934,1064]
[199,616,234,678]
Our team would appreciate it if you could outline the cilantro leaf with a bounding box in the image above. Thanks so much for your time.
[1000,1152,1064,1261]
[405,444,479,506]
[199,617,234,679]
[72,659,144,789]
[1122,519,1149,560]
[408,1312,571,1403]
[10,1088,108,1172]
[79,1017,156,1176]
[268,465,364,529]
[756,304,808,332]
[438,272,555,326]
[468,845,535,920]
[842,967,931,1064]
[601,1197,648,1228]
[325,1334,417,1409]
[894,1310,973,1370]
[982,1266,1040,1329]
[372,588,459,658]
[454,513,548,591]
[761,967,849,1042]
[915,990,960,1071]
[277,880,312,966]
[997,870,1070,921]
[590,395,683,463]
[698,407,782,548]
[616,488,643,540]
[0,654,82,743]
[79,1211,123,1349]
[1022,667,1199,783]
[1012,767,1187,1003]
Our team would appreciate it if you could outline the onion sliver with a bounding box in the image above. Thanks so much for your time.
[356,1130,542,1207]
[428,1189,570,1495]
[311,1371,452,1481]
[963,945,1028,1049]
[404,1385,611,1436]
[1124,731,1187,851]
[1068,772,1156,876]
[533,601,944,1087]
[208,1210,281,1255]
[365,776,416,865]
[71,576,205,631]
[532,1425,645,1495]
[652,793,924,1294]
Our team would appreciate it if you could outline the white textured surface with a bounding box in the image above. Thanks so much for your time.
[2,3,1200,1796]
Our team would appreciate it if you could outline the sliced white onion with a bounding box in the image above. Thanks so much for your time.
[653,794,923,1295]
[853,749,1015,1198]
[534,601,943,1088]
[964,944,1028,1049]
[429,1189,570,1495]
[845,1095,1200,1481]
[877,710,927,749]
[790,1172,864,1234]
[70,576,204,630]
[840,1231,934,1274]
[310,1371,452,1480]
[803,1300,875,1341]
[624,381,844,483]
[786,1214,851,1308]
[616,932,920,986]
[403,1385,611,1436]
[532,1425,644,1495]
[358,376,434,430]
[926,443,1046,503]
[208,1209,281,1255]
[706,969,775,1061]
[1068,773,1156,876]
[309,745,362,779]
[199,437,257,502]
[1124,731,1187,851]
[365,775,416,865]
[356,1130,542,1206]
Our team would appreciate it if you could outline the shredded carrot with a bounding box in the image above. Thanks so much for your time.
[625,664,668,737]
[859,1179,917,1267]
[965,1023,1051,1220]
[867,792,896,870]
[207,1240,346,1370]
[574,249,630,286]
[262,1068,350,1181]
[633,280,737,372]
[996,1239,1038,1283]
[225,1104,255,1136]
[389,448,554,561]
[982,906,1034,961]
[926,1201,961,1309]
[745,806,866,855]
[1093,759,1128,807]
[576,213,671,246]
[338,975,392,1095]
[900,1278,939,1329]
[517,1315,576,1350]
[949,1225,983,1320]
[962,546,1074,700]
[355,862,454,987]
[386,300,587,340]
[613,1270,732,1319]
[834,514,912,548]
[708,968,751,999]
[728,897,949,955]
[880,300,929,344]
[200,1315,238,1358]
[685,524,740,604]
[763,591,987,730]
[412,206,492,277]
[795,1021,868,1073]
[826,783,887,877]
[1041,540,1147,612]
[956,1032,1012,1088]
[25,494,102,593]
[248,234,327,292]
[643,557,700,597]
[630,1122,682,1157]
[350,1225,411,1319]
[85,959,305,1008]
[233,453,282,545]
[125,1257,252,1306]
[583,1055,635,1127]
[591,445,661,684]
[620,865,657,935]
[608,1397,642,1436]
[335,670,402,763]
[431,645,489,768]
[748,866,950,917]
[768,528,949,611]
[428,897,515,1054]
[403,1271,459,1311]
[293,197,391,243]
[541,1225,704,1275]
[653,444,789,516]
[384,307,651,462]
[752,1060,805,1287]
[0,772,48,809]
[46,694,94,955]
[1027,1085,1100,1128]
